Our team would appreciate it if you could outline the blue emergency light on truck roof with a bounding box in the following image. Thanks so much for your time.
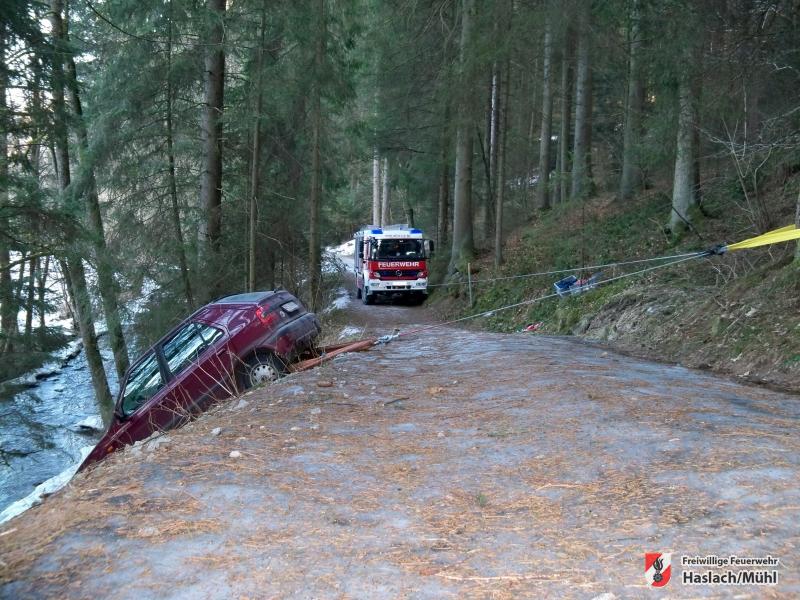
[371,229,383,234]
[409,229,422,234]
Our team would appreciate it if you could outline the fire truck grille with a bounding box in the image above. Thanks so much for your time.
[378,270,417,279]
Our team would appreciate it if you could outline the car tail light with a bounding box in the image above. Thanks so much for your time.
[255,306,279,327]
[370,271,380,279]
[418,270,428,278]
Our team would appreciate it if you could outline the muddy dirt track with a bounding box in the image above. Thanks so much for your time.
[1,296,799,599]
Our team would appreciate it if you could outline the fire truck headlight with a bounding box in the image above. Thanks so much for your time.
[418,270,428,278]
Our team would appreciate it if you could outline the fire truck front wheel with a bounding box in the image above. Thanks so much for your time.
[356,285,362,299]
[363,288,375,305]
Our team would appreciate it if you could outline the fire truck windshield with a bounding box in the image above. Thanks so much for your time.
[373,239,424,260]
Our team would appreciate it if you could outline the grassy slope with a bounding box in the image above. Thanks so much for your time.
[431,188,800,392]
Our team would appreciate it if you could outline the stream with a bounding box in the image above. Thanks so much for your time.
[0,336,118,514]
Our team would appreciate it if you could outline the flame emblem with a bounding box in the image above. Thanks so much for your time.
[652,557,664,583]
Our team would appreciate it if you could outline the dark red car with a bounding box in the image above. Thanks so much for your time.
[80,291,320,469]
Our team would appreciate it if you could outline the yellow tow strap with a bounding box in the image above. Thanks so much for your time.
[724,224,800,252]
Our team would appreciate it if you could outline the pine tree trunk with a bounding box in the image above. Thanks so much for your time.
[64,42,130,381]
[308,0,325,311]
[26,84,42,342]
[571,5,593,201]
[0,25,16,354]
[537,20,554,210]
[525,57,540,204]
[436,116,450,250]
[449,0,477,273]
[14,252,27,303]
[559,29,573,205]
[198,0,226,299]
[372,148,381,225]
[24,256,37,339]
[436,165,449,249]
[49,0,112,409]
[619,0,644,200]
[381,157,391,226]
[483,67,499,243]
[691,42,704,208]
[669,69,697,233]
[0,246,11,354]
[166,2,194,309]
[66,257,112,411]
[494,58,510,268]
[37,256,49,338]
[403,190,415,228]
[488,69,498,187]
[248,7,267,293]
[58,259,75,328]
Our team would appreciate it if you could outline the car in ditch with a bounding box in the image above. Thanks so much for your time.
[80,290,320,469]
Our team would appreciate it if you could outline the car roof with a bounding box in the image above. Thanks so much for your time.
[212,291,276,305]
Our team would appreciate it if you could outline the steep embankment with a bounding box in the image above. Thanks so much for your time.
[433,190,800,392]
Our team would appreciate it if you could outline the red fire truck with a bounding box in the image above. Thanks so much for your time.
[354,225,434,305]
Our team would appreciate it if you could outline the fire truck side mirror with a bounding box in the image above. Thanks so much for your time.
[426,240,434,256]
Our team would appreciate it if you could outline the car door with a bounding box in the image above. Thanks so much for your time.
[159,320,234,424]
[115,350,170,445]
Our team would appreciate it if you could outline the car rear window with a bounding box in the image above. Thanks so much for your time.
[162,322,224,377]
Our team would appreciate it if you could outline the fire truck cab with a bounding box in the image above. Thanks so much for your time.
[354,225,433,305]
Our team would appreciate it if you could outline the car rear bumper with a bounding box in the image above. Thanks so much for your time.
[266,312,321,358]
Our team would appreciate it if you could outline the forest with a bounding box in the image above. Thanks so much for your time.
[2,0,800,408]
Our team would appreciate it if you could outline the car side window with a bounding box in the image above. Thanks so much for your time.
[162,322,224,378]
[121,352,164,416]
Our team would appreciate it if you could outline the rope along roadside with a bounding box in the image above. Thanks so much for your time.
[425,250,708,288]
[424,224,800,288]
[396,254,705,338]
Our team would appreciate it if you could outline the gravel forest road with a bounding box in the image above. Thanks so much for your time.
[1,290,799,599]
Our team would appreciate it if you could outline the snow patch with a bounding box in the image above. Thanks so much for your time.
[0,446,93,524]
[69,415,104,433]
[338,325,362,339]
[330,239,355,257]
[322,240,354,274]
[323,288,351,314]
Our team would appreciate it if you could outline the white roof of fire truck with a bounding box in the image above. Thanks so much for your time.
[357,224,424,239]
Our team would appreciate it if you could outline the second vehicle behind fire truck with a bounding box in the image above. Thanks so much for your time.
[354,225,434,305]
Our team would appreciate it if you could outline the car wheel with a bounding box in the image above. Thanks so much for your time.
[363,287,374,305]
[239,352,286,390]
[356,285,362,299]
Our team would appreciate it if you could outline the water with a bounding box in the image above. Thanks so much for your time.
[0,336,119,512]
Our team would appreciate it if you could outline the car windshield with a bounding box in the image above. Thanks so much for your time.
[373,239,424,260]
[162,322,224,377]
[121,352,164,416]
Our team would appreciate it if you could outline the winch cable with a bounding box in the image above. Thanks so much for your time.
[424,250,708,288]
[425,223,800,289]
[403,223,800,337]
[399,253,704,338]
